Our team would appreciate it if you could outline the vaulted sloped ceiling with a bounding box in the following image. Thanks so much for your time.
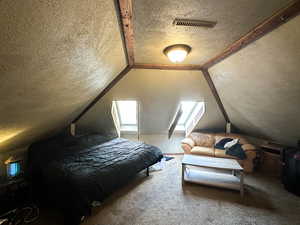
[77,69,226,135]
[0,0,126,151]
[134,0,291,65]
[210,15,300,146]
[76,0,298,140]
[1,0,299,152]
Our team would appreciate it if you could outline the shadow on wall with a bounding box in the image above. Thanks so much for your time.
[193,128,225,134]
[221,98,274,141]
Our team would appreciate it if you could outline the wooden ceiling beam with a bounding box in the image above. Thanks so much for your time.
[72,65,132,123]
[201,0,300,69]
[73,1,300,124]
[133,63,202,71]
[202,69,230,123]
[118,0,135,66]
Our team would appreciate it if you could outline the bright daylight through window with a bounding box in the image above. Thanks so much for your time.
[175,101,205,133]
[114,100,138,132]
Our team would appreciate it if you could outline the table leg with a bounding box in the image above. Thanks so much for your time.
[232,170,236,176]
[182,164,185,185]
[240,171,244,198]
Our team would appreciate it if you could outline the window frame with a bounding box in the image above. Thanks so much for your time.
[174,101,205,133]
[176,102,198,126]
[114,100,139,133]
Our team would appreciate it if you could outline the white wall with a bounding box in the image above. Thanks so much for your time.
[77,69,226,136]
[122,133,184,154]
[210,15,300,146]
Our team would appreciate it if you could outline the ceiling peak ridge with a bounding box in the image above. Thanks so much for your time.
[72,0,300,124]
[132,63,202,71]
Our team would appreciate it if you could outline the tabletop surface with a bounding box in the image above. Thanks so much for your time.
[182,154,243,170]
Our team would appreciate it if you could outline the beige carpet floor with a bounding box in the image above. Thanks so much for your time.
[33,156,300,225]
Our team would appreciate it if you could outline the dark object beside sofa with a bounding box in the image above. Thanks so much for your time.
[27,134,163,225]
[282,147,300,196]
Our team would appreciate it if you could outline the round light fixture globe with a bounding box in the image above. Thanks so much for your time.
[163,44,191,63]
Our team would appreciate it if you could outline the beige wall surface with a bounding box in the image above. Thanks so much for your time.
[0,0,126,153]
[122,134,184,154]
[210,16,300,146]
[77,69,226,135]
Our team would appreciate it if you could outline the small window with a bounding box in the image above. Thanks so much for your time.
[114,100,138,132]
[176,101,198,130]
[174,101,205,133]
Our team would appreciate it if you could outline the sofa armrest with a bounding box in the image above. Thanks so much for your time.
[242,144,256,152]
[181,138,195,148]
[181,144,192,154]
[243,149,257,173]
[244,150,256,160]
[181,138,195,154]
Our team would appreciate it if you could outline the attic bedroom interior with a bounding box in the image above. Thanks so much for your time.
[1,0,300,224]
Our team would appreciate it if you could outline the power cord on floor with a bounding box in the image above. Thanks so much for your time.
[0,204,39,225]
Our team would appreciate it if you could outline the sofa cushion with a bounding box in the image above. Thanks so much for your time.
[215,137,233,149]
[189,133,215,147]
[226,134,248,145]
[214,148,238,159]
[215,134,248,145]
[191,146,214,156]
[215,135,227,145]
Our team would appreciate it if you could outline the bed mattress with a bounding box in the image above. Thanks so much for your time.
[27,135,163,224]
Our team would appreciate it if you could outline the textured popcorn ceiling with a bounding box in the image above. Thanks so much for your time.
[133,0,291,65]
[210,15,300,146]
[1,0,299,152]
[0,0,126,151]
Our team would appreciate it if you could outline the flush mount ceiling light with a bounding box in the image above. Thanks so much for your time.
[163,44,191,63]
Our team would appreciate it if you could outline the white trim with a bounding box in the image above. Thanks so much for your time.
[173,101,205,135]
[111,101,121,137]
[226,122,231,134]
[185,102,205,136]
[70,123,76,136]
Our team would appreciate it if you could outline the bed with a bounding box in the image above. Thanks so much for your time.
[27,134,163,225]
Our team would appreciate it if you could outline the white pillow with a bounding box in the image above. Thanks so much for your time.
[224,138,239,149]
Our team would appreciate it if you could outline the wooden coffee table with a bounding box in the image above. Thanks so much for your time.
[182,154,244,197]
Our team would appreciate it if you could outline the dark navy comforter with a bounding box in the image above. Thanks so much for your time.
[27,135,163,224]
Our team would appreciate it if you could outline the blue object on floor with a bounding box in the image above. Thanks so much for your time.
[163,156,174,161]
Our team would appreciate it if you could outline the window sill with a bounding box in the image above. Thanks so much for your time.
[175,125,185,131]
[120,125,138,133]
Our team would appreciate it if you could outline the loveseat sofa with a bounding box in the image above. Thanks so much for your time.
[181,132,257,172]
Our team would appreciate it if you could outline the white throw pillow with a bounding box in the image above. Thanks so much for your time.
[224,138,239,149]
